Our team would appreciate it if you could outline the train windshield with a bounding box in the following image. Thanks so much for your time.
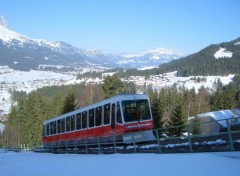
[122,99,151,122]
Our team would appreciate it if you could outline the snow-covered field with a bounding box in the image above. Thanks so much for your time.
[0,150,239,176]
[0,66,235,115]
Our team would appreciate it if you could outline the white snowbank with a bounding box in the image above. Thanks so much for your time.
[214,48,233,59]
[234,42,240,45]
[0,151,239,176]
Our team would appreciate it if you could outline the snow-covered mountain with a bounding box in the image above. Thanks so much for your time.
[0,16,183,71]
[121,48,183,69]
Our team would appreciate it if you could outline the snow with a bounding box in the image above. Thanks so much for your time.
[0,25,32,44]
[149,72,234,93]
[0,68,76,113]
[196,109,240,127]
[123,47,183,58]
[234,42,240,45]
[0,151,239,176]
[214,48,233,59]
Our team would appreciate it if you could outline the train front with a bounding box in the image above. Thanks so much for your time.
[120,95,156,143]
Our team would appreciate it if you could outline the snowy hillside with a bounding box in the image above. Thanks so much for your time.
[0,66,77,114]
[214,47,233,59]
[0,66,235,115]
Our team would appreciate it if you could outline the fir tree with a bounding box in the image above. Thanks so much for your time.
[61,88,76,114]
[102,75,125,98]
[166,103,186,137]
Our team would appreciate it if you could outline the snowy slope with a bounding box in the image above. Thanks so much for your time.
[214,47,233,59]
[0,151,239,176]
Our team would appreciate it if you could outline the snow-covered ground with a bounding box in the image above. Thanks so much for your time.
[0,150,239,176]
[0,66,235,115]
[0,67,77,114]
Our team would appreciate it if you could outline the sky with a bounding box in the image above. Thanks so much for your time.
[1,0,240,55]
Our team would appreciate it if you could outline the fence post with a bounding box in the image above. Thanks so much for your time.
[186,124,193,153]
[85,139,88,154]
[226,119,234,151]
[113,134,117,153]
[97,137,101,154]
[155,129,161,153]
[132,133,137,153]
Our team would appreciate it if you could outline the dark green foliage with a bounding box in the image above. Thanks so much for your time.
[166,102,186,137]
[102,75,125,98]
[150,91,162,129]
[61,88,76,114]
[210,81,238,111]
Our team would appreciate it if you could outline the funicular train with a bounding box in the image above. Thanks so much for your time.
[42,94,155,149]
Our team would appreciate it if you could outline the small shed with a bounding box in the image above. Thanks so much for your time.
[189,109,240,134]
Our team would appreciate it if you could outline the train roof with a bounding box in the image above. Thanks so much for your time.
[43,94,149,124]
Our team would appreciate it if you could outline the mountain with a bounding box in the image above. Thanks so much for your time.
[120,37,240,77]
[156,37,240,76]
[0,16,182,71]
[120,48,183,69]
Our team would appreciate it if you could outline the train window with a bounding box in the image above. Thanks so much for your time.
[104,103,110,125]
[66,116,71,132]
[53,121,56,134]
[71,115,75,131]
[111,103,116,129]
[76,113,81,130]
[47,123,50,136]
[116,102,122,124]
[121,99,151,122]
[57,119,61,134]
[50,121,56,135]
[95,106,102,126]
[61,118,65,133]
[50,122,53,135]
[82,111,87,129]
[89,108,94,128]
[43,125,47,137]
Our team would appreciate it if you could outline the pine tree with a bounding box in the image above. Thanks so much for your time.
[102,75,125,98]
[61,88,76,114]
[150,91,161,129]
[166,102,186,137]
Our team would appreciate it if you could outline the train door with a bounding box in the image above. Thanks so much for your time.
[81,111,88,139]
[102,103,111,136]
[95,106,103,137]
[111,103,116,130]
[88,108,95,138]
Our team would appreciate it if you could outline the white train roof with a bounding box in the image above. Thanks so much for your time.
[43,94,149,124]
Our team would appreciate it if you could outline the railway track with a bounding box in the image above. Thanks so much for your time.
[34,132,240,154]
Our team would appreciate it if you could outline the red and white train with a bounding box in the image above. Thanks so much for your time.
[42,94,155,148]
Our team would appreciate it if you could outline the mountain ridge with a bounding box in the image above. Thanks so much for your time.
[0,16,182,71]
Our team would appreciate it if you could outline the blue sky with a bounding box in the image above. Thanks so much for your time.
[1,0,239,54]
